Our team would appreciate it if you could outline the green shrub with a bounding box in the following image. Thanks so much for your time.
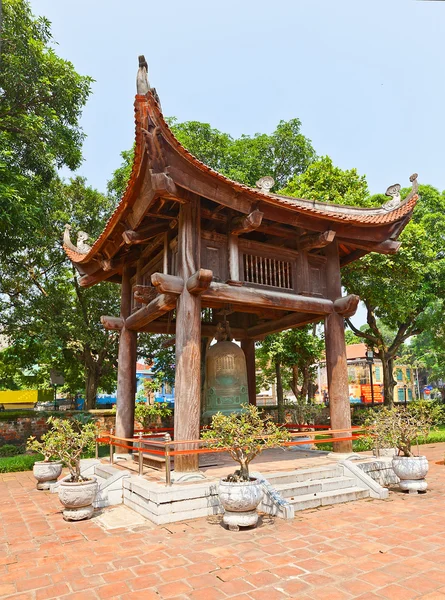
[0,453,43,473]
[202,404,291,481]
[0,444,22,457]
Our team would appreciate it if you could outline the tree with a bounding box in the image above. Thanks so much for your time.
[0,177,120,407]
[0,0,92,262]
[284,159,445,407]
[256,327,324,422]
[280,156,379,207]
[107,118,316,200]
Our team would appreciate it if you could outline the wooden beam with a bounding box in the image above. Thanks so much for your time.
[100,316,124,331]
[337,238,401,255]
[115,264,137,445]
[333,294,360,318]
[241,339,257,405]
[151,272,184,295]
[228,233,240,282]
[187,269,213,295]
[231,209,264,235]
[78,269,119,288]
[340,249,366,267]
[174,195,202,472]
[247,313,323,339]
[122,222,169,245]
[139,321,248,339]
[125,293,177,331]
[298,230,336,251]
[133,285,157,304]
[324,240,352,453]
[201,282,333,315]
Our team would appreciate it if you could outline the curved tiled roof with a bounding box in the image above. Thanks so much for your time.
[64,90,418,266]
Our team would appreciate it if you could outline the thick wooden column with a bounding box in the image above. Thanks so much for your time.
[324,241,352,453]
[174,197,201,472]
[115,264,137,446]
[241,339,257,406]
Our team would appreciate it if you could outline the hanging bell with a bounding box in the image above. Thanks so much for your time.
[202,321,248,422]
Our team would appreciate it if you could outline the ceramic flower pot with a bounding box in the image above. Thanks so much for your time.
[392,455,429,493]
[33,461,63,490]
[58,478,98,521]
[218,478,263,531]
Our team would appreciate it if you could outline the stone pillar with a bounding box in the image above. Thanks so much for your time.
[115,263,137,445]
[174,197,202,472]
[241,339,257,405]
[324,241,352,453]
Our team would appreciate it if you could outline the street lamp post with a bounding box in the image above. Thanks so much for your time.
[366,349,375,407]
[50,370,65,412]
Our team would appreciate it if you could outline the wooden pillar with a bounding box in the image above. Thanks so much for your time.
[241,339,256,405]
[174,197,201,472]
[324,240,352,453]
[115,263,137,446]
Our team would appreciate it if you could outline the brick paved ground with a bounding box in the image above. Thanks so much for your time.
[1,442,445,600]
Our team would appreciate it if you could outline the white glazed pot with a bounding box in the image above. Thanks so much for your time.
[58,478,98,521]
[33,461,63,490]
[392,455,429,493]
[218,478,263,531]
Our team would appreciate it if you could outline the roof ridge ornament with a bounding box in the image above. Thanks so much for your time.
[383,173,418,212]
[137,55,162,109]
[256,176,275,194]
[63,224,92,255]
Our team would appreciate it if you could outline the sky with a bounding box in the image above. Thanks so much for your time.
[29,0,445,328]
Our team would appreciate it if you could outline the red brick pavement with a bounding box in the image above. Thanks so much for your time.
[1,443,445,599]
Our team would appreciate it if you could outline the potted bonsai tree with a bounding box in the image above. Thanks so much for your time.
[30,416,98,520]
[202,404,290,531]
[366,402,442,493]
[27,431,63,490]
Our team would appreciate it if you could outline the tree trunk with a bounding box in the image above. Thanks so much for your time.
[290,365,299,399]
[380,352,396,408]
[300,366,310,402]
[275,360,285,423]
[85,365,99,410]
[239,459,250,481]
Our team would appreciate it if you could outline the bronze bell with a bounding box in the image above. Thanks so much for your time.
[202,321,248,422]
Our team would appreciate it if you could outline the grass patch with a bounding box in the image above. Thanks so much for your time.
[0,453,43,473]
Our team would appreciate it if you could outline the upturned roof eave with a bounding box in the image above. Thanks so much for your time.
[63,91,418,267]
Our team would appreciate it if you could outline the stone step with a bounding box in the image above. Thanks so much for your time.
[275,476,356,499]
[265,465,344,486]
[289,486,370,512]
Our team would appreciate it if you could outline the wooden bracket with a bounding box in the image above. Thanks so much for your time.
[298,230,336,252]
[122,222,169,245]
[133,285,157,304]
[187,269,213,295]
[333,294,360,317]
[100,316,124,331]
[151,272,184,295]
[231,209,264,235]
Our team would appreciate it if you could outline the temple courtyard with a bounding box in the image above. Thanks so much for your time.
[1,442,445,600]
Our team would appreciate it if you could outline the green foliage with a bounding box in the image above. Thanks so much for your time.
[27,416,98,480]
[0,453,43,473]
[256,327,324,422]
[280,156,378,207]
[134,402,172,429]
[344,330,362,345]
[108,119,316,201]
[201,404,291,480]
[364,401,443,457]
[0,177,120,404]
[0,0,92,260]
[0,444,22,457]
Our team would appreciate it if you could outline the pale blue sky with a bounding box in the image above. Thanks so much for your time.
[31,0,445,197]
[30,0,445,328]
